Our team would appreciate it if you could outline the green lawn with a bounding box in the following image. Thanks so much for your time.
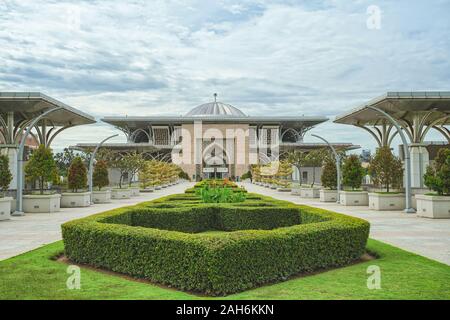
[1,239,449,300]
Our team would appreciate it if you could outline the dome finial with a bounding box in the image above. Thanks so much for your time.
[213,93,217,102]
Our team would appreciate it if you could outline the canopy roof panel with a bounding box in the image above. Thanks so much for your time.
[0,92,96,126]
[334,92,450,126]
[102,115,328,129]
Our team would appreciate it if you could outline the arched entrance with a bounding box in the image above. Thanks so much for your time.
[202,142,230,179]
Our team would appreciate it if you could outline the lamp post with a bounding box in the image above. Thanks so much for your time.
[13,107,64,216]
[311,134,341,203]
[365,106,415,213]
[88,134,119,204]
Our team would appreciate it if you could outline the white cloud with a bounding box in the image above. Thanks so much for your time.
[1,0,449,152]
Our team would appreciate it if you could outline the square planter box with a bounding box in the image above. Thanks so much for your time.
[61,192,92,208]
[130,187,140,197]
[320,189,338,202]
[368,193,405,211]
[291,188,301,196]
[155,186,162,190]
[0,197,13,221]
[339,191,368,206]
[23,194,61,213]
[300,187,320,198]
[277,187,291,192]
[92,190,111,204]
[140,188,154,193]
[270,185,278,190]
[111,189,132,199]
[416,194,450,219]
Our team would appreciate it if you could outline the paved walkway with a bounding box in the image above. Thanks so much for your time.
[0,182,194,261]
[241,182,450,265]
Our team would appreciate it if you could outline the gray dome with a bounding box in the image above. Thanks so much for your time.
[185,101,247,117]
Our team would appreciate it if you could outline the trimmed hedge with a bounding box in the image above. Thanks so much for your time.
[62,193,370,295]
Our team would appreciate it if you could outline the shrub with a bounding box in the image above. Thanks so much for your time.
[424,148,450,196]
[93,160,109,191]
[321,156,337,189]
[195,185,246,203]
[0,154,12,196]
[241,171,252,181]
[25,144,58,195]
[62,193,370,295]
[368,147,403,192]
[342,154,365,190]
[68,157,87,192]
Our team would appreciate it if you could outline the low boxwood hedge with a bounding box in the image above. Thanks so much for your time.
[62,193,370,295]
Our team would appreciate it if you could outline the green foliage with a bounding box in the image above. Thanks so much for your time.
[62,193,369,296]
[0,154,12,196]
[25,145,58,195]
[54,148,89,177]
[195,185,246,203]
[178,170,190,181]
[424,148,450,196]
[321,156,337,189]
[342,154,365,190]
[274,160,293,187]
[368,147,403,192]
[68,157,87,192]
[93,160,109,191]
[241,171,252,181]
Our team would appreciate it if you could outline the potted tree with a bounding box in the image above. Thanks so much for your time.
[340,154,368,206]
[126,152,144,196]
[300,149,324,198]
[109,153,133,199]
[275,160,293,192]
[416,148,450,218]
[320,155,338,202]
[287,150,306,195]
[61,157,91,207]
[0,154,13,220]
[92,160,111,203]
[368,147,405,210]
[23,145,61,213]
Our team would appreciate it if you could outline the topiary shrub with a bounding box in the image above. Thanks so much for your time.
[93,160,109,191]
[0,154,12,197]
[62,193,370,296]
[321,156,337,189]
[342,154,365,190]
[68,157,87,192]
[424,148,450,196]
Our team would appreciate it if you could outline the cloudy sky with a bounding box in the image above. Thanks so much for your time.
[1,0,449,153]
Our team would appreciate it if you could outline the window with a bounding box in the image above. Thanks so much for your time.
[302,171,308,182]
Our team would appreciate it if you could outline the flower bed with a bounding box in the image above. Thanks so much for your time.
[62,193,369,295]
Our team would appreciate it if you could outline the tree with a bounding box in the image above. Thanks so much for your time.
[0,154,13,197]
[124,152,144,187]
[275,160,293,187]
[93,160,109,191]
[304,149,326,187]
[286,151,307,185]
[109,153,133,188]
[54,148,89,177]
[342,154,365,190]
[68,157,87,192]
[368,147,403,192]
[250,165,261,182]
[424,148,450,196]
[25,144,58,195]
[321,156,337,189]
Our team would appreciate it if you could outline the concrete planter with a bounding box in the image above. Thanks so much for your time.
[155,186,162,190]
[270,185,278,190]
[61,192,91,208]
[277,187,291,192]
[416,194,450,219]
[130,187,140,197]
[0,197,12,221]
[92,190,111,204]
[368,193,405,211]
[23,194,61,213]
[291,188,301,196]
[140,188,154,193]
[320,189,338,202]
[111,188,132,199]
[300,187,320,198]
[339,191,368,206]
